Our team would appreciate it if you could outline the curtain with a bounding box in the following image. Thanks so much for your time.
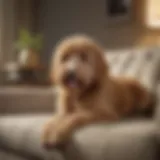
[145,0,160,28]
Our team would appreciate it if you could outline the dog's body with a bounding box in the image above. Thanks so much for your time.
[42,35,153,149]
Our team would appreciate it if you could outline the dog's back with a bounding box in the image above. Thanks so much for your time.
[109,77,155,117]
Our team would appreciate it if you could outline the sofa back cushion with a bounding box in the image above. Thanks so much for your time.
[106,48,160,91]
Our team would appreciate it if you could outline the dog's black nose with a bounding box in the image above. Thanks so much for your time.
[66,71,76,80]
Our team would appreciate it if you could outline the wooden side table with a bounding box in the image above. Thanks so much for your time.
[3,64,51,86]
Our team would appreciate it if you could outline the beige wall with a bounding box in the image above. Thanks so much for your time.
[1,0,160,67]
[37,0,160,64]
[37,0,142,63]
[0,0,17,65]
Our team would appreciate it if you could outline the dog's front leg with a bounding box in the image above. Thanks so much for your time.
[41,93,74,149]
[61,109,119,132]
[42,109,118,149]
[41,111,97,149]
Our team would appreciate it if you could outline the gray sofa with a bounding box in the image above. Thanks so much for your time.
[0,48,160,160]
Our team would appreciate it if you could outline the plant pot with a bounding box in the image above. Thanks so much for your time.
[18,49,40,69]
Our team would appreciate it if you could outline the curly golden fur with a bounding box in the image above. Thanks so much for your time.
[42,35,153,149]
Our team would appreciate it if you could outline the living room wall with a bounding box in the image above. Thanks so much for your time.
[37,0,144,64]
[37,0,160,65]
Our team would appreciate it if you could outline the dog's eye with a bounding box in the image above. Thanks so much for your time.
[61,54,69,62]
[80,52,88,62]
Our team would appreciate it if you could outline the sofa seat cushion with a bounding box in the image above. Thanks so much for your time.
[66,119,158,160]
[0,115,64,160]
[0,115,157,160]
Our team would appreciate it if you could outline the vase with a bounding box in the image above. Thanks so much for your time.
[18,49,40,69]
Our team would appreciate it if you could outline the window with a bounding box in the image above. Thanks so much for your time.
[145,0,160,29]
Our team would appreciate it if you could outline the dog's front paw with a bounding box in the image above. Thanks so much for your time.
[41,118,70,150]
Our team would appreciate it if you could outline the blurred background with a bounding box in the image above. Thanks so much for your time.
[0,0,160,85]
[0,1,160,160]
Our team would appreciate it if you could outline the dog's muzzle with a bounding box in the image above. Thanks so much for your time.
[63,71,80,88]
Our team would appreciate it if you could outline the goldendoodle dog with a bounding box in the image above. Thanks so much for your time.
[42,35,153,149]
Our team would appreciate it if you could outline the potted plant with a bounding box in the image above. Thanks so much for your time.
[15,28,43,69]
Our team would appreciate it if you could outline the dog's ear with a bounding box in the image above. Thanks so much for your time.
[94,45,109,81]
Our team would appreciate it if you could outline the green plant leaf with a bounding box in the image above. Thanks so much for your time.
[15,28,43,52]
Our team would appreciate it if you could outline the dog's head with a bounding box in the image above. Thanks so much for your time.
[50,35,109,93]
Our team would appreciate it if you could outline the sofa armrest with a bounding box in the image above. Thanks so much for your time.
[0,87,55,114]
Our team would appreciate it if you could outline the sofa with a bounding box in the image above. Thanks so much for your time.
[0,47,160,160]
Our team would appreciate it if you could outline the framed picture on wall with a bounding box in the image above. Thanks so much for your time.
[106,0,132,24]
